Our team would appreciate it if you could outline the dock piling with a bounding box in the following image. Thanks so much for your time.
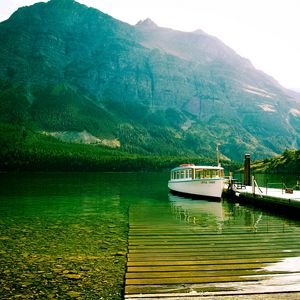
[244,153,251,186]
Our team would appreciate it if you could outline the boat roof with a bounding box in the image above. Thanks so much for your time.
[171,165,223,172]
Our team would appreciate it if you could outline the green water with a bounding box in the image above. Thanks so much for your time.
[0,172,300,299]
[0,172,169,299]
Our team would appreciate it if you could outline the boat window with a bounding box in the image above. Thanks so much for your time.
[176,171,180,179]
[212,170,218,178]
[195,169,203,179]
[189,169,223,179]
[204,170,211,178]
[180,170,185,179]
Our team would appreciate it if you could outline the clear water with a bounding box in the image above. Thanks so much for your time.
[0,172,300,298]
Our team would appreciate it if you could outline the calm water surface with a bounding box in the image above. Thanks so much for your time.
[0,172,300,298]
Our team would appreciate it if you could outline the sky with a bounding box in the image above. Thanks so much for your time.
[1,0,300,90]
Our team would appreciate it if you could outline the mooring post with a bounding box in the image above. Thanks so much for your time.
[244,153,251,186]
[252,175,255,194]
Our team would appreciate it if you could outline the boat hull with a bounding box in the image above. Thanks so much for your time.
[168,179,224,200]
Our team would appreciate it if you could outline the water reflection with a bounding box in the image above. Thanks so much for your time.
[125,193,300,295]
[169,194,227,233]
[169,194,226,221]
[168,193,293,234]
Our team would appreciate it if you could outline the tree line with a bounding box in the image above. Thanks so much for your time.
[0,122,236,172]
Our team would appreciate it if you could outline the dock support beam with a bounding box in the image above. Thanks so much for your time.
[244,153,251,186]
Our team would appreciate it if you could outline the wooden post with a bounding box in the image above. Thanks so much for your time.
[244,154,251,186]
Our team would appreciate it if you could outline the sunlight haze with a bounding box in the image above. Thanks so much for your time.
[1,0,299,90]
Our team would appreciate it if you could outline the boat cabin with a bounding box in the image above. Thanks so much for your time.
[170,164,224,181]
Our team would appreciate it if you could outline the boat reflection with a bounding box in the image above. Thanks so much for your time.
[168,193,297,235]
[168,193,229,232]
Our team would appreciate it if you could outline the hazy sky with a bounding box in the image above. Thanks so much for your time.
[1,0,300,89]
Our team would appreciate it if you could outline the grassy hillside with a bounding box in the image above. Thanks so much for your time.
[251,149,300,174]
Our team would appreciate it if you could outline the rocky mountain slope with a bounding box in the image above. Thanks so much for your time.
[0,0,299,161]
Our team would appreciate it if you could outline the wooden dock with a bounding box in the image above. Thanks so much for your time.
[125,200,300,299]
[229,182,300,211]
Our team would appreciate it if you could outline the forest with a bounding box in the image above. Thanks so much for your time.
[251,149,300,174]
[2,121,298,174]
[0,122,237,172]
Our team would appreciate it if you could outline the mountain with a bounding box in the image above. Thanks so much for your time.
[0,0,299,162]
[251,149,300,174]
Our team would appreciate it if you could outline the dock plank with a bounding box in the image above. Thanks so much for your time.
[125,202,300,299]
[126,269,298,279]
[127,262,270,272]
[127,252,300,262]
[128,245,300,253]
[126,274,264,285]
[127,257,284,267]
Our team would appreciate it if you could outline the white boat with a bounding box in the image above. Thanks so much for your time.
[168,164,225,200]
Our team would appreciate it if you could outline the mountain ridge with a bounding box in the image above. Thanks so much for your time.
[0,0,299,162]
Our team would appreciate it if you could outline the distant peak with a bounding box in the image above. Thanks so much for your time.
[136,18,158,29]
[193,29,207,35]
[48,0,76,7]
[50,0,74,3]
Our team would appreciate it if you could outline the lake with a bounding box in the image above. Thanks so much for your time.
[0,172,300,299]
